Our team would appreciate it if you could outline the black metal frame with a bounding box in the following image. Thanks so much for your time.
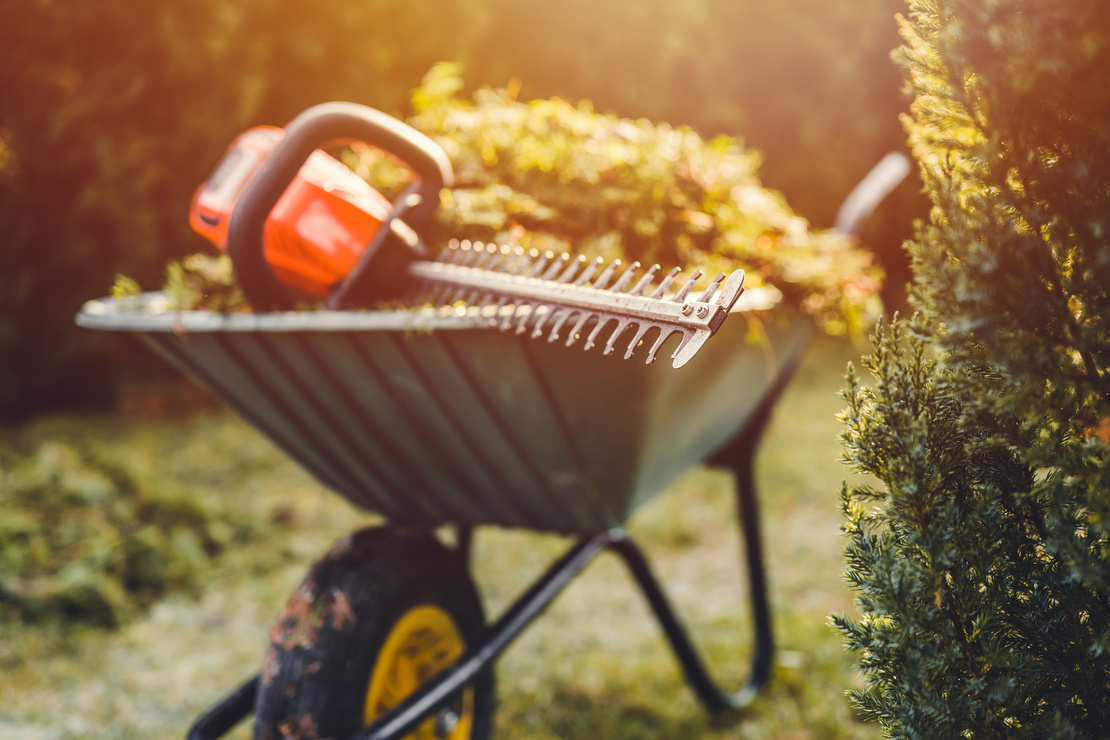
[185,349,799,740]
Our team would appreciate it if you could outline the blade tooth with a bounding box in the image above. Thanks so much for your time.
[564,311,593,347]
[715,269,746,308]
[671,329,713,368]
[505,303,529,332]
[508,248,528,275]
[447,241,466,265]
[489,246,509,271]
[646,328,680,364]
[557,255,586,284]
[501,245,518,271]
[460,241,480,266]
[670,268,703,302]
[670,332,696,365]
[488,297,510,326]
[507,246,532,275]
[526,250,552,278]
[474,296,497,322]
[454,240,471,265]
[493,251,513,274]
[516,248,542,275]
[648,267,682,299]
[583,316,615,351]
[474,247,494,270]
[541,253,570,281]
[623,322,653,359]
[610,261,642,293]
[546,309,576,343]
[473,245,497,270]
[527,304,555,337]
[591,259,622,290]
[496,304,515,331]
[435,287,460,306]
[491,243,515,273]
[574,257,604,286]
[529,310,546,338]
[602,318,632,355]
[696,272,727,303]
[431,284,455,306]
[436,240,456,263]
[628,264,660,296]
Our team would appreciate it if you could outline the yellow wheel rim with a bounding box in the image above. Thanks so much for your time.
[364,604,474,740]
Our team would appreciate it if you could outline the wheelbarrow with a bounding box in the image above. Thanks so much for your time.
[77,103,815,740]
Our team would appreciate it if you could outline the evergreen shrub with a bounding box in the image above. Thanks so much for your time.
[836,0,1110,736]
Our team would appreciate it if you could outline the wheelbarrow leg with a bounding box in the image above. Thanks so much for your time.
[607,519,764,712]
[185,675,258,740]
[734,436,775,698]
[712,396,778,702]
[690,345,806,707]
[603,395,780,713]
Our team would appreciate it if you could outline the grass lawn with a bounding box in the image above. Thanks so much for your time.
[0,333,879,740]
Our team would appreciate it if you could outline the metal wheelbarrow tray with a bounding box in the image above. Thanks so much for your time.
[75,103,818,740]
[78,291,807,534]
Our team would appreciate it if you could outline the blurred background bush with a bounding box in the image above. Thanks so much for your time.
[0,0,921,418]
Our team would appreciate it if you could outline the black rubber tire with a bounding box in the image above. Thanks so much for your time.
[253,527,494,740]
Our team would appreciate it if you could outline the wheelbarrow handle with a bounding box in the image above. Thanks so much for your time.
[225,102,454,311]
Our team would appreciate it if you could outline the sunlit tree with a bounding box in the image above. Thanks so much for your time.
[837,0,1110,736]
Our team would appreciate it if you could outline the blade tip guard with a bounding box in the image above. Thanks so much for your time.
[717,269,746,309]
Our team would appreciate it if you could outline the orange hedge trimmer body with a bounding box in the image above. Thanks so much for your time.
[186,104,744,368]
[189,126,392,298]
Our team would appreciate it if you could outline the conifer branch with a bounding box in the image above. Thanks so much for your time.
[942,574,980,682]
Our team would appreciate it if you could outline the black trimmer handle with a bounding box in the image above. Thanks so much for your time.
[225,102,454,311]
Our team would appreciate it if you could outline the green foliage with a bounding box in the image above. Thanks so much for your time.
[409,65,882,335]
[146,66,883,334]
[160,253,248,312]
[837,1,1110,736]
[0,432,257,627]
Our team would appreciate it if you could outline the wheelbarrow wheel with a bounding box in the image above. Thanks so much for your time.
[253,527,494,740]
